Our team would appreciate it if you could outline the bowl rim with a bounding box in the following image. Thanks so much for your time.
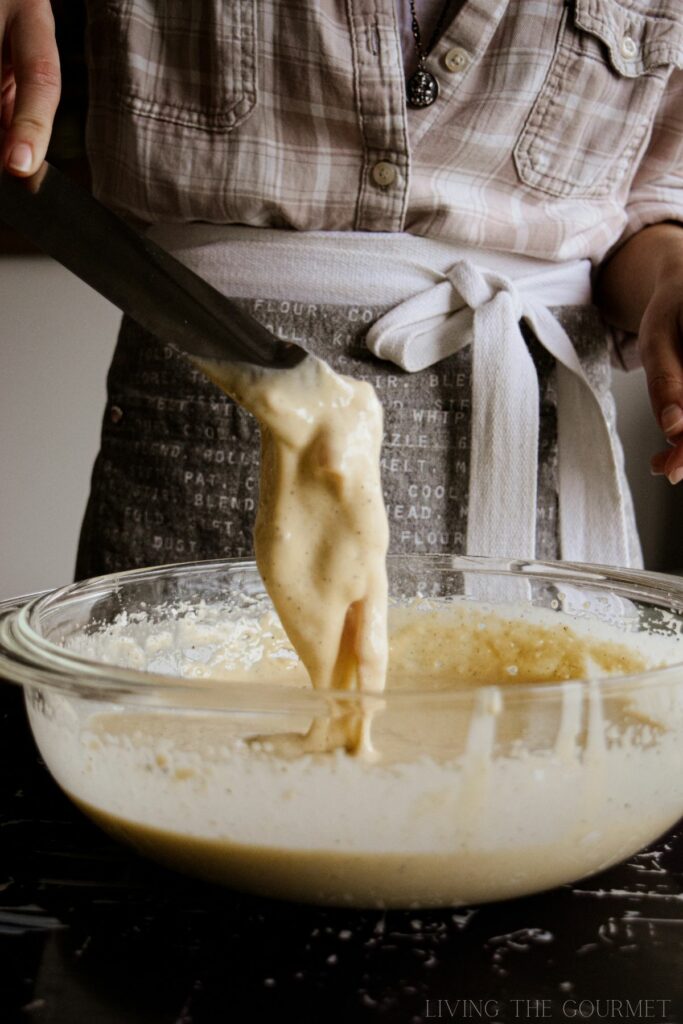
[2,554,683,709]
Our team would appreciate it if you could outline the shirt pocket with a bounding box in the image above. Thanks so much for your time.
[514,0,683,199]
[94,0,257,133]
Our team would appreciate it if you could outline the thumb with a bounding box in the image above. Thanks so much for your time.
[1,1,60,176]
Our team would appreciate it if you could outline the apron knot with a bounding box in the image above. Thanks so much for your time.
[447,260,524,322]
[365,259,525,374]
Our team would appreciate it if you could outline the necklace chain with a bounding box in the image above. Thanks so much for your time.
[409,0,451,69]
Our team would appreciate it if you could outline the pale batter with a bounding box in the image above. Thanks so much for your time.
[195,353,389,754]
[39,596,683,908]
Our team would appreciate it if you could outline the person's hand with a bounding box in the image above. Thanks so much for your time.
[1,0,60,175]
[596,223,683,484]
[639,277,683,485]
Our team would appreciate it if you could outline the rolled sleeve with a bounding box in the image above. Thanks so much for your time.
[620,69,683,247]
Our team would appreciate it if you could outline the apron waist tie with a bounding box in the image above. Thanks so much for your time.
[366,258,632,566]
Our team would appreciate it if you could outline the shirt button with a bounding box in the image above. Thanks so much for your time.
[621,34,639,59]
[444,46,470,73]
[371,161,397,187]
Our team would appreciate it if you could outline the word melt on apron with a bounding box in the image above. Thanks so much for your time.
[148,226,639,570]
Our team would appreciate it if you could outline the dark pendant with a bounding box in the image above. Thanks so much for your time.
[406,68,439,108]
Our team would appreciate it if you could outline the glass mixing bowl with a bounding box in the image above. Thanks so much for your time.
[1,555,683,910]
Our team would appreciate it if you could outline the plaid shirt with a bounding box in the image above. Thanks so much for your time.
[85,0,683,264]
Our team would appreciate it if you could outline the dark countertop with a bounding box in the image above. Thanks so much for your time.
[2,681,683,1024]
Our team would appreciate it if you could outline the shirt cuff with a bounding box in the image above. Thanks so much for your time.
[616,205,683,253]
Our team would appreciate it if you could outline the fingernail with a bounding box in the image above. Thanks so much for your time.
[651,464,664,476]
[661,404,683,435]
[7,143,32,173]
[668,466,683,485]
